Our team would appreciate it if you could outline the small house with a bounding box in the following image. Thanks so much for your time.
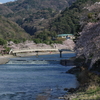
[57,34,75,40]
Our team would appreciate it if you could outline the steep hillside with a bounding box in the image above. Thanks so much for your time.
[0,15,30,41]
[33,0,100,43]
[4,0,72,12]
[0,0,100,44]
[0,0,76,35]
[49,0,100,37]
[0,4,13,15]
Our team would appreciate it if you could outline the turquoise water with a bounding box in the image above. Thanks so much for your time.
[0,53,78,100]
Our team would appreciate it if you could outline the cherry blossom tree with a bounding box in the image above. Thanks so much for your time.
[75,22,100,69]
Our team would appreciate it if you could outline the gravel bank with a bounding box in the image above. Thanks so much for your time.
[0,55,15,64]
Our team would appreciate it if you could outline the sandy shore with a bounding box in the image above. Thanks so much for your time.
[0,55,15,64]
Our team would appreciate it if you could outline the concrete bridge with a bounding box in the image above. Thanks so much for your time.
[9,48,74,57]
[11,48,58,53]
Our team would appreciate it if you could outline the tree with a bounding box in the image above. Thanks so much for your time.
[33,38,42,44]
[75,22,100,69]
[0,38,7,45]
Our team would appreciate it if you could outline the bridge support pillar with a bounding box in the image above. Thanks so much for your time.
[13,53,16,56]
[59,51,62,58]
[36,51,38,57]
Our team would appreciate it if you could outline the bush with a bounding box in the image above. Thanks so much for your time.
[13,39,20,44]
[0,38,7,45]
[4,46,11,53]
[33,38,42,44]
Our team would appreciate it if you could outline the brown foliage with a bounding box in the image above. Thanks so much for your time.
[0,0,76,35]
[0,16,30,40]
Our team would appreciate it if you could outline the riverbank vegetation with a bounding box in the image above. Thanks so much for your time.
[72,68,100,100]
[64,1,100,99]
[69,19,100,100]
[75,22,100,69]
[65,56,100,100]
[72,17,100,100]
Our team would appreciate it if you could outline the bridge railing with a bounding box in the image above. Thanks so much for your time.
[11,48,59,53]
[9,47,74,54]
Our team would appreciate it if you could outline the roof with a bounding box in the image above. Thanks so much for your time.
[57,34,73,37]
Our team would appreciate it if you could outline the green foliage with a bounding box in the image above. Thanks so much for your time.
[33,0,100,43]
[2,0,75,35]
[8,38,27,44]
[49,0,100,38]
[49,0,84,36]
[22,38,27,42]
[54,40,62,44]
[13,39,21,44]
[87,13,93,19]
[33,38,42,44]
[1,0,100,43]
[0,38,7,45]
[33,29,62,44]
[4,46,11,52]
[35,29,57,43]
[87,12,100,22]
[72,72,100,100]
[0,16,30,41]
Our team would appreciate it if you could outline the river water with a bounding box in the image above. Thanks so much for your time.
[0,53,78,100]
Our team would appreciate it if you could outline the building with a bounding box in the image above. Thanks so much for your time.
[57,34,75,40]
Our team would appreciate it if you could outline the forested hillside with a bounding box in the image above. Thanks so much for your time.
[0,0,76,35]
[0,16,30,42]
[0,0,100,44]
[34,0,100,43]
[49,0,100,37]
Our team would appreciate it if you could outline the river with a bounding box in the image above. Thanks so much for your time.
[0,53,78,100]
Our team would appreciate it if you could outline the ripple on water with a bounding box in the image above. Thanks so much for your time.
[0,53,78,100]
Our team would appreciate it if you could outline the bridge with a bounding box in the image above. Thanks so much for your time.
[11,48,58,53]
[9,48,74,58]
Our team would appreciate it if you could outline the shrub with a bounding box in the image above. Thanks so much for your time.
[0,38,7,45]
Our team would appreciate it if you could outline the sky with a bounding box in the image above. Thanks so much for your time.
[0,0,15,4]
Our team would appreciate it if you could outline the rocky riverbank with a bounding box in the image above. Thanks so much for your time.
[61,57,100,100]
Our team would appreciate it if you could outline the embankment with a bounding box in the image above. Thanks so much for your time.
[63,57,100,100]
[0,55,15,64]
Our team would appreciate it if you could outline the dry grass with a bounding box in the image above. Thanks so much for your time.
[72,75,100,100]
[82,84,100,99]
[36,95,48,100]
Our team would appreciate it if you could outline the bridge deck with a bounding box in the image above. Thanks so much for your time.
[12,49,59,53]
[11,48,73,53]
